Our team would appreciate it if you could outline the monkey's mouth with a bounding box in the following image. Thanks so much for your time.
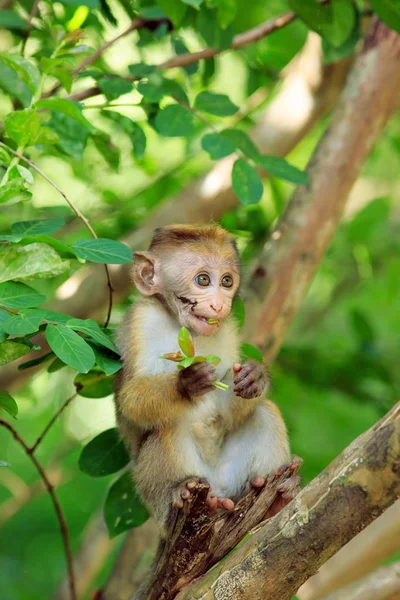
[193,314,220,327]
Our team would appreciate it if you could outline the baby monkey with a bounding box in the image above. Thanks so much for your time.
[115,224,299,532]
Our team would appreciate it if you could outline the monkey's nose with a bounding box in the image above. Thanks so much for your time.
[210,303,223,313]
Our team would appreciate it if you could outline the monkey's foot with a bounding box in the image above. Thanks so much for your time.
[173,477,210,509]
[251,456,303,518]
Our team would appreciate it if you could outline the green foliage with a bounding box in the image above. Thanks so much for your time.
[240,343,263,363]
[0,281,46,308]
[104,472,150,537]
[71,238,133,264]
[370,0,400,34]
[46,324,95,373]
[232,158,263,205]
[194,91,238,116]
[155,104,195,137]
[0,391,18,418]
[79,428,130,476]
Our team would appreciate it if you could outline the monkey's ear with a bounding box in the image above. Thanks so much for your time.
[133,251,161,295]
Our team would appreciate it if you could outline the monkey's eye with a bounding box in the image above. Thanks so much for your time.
[195,273,211,287]
[221,275,233,288]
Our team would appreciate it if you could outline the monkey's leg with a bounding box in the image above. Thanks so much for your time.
[213,401,291,500]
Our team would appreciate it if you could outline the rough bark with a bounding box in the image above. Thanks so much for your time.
[320,562,400,600]
[134,459,302,600]
[299,500,400,599]
[176,401,400,600]
[242,19,400,362]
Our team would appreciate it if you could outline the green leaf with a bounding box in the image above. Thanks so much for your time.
[36,99,96,133]
[232,296,245,331]
[155,104,195,138]
[103,112,147,161]
[194,91,238,117]
[91,345,122,375]
[197,9,234,49]
[206,354,221,366]
[66,318,118,353]
[0,62,31,106]
[0,391,18,418]
[16,165,34,184]
[0,54,40,93]
[222,129,259,161]
[2,309,46,336]
[4,109,41,147]
[47,357,67,373]
[0,281,45,309]
[178,356,197,369]
[46,112,89,159]
[34,309,71,325]
[92,133,120,171]
[289,0,355,47]
[182,0,203,9]
[0,243,70,283]
[214,0,237,29]
[71,238,132,264]
[12,219,65,237]
[0,340,31,366]
[18,351,54,371]
[0,179,32,206]
[46,324,95,373]
[98,77,133,101]
[240,342,263,363]
[52,67,73,93]
[350,309,375,346]
[231,159,263,206]
[255,155,309,185]
[156,0,187,26]
[59,0,100,8]
[74,369,114,398]
[104,472,150,537]
[0,10,27,31]
[370,0,400,34]
[172,39,198,75]
[0,460,11,467]
[201,132,236,159]
[128,63,156,78]
[178,327,195,357]
[79,428,129,476]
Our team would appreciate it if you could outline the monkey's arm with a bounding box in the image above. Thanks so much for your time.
[116,373,189,428]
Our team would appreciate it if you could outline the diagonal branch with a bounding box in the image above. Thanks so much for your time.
[20,0,40,57]
[320,561,400,600]
[0,418,77,600]
[176,401,400,600]
[0,141,114,327]
[29,393,77,454]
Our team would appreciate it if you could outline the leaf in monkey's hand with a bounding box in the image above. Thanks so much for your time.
[178,327,195,357]
[104,472,150,537]
[206,354,221,366]
[160,352,184,362]
[177,356,196,369]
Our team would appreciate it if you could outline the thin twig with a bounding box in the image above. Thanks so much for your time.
[29,393,77,454]
[21,0,40,57]
[67,10,298,103]
[0,418,77,600]
[0,141,114,327]
[43,18,145,99]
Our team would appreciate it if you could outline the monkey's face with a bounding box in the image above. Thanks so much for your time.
[133,244,240,336]
[162,249,240,336]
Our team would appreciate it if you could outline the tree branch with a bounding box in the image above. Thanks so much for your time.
[320,561,400,600]
[0,141,114,327]
[242,19,400,361]
[176,401,400,600]
[0,418,77,600]
[29,393,77,454]
[66,9,299,103]
[20,0,40,57]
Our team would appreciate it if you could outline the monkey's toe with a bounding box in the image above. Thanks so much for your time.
[272,455,303,479]
[278,473,301,499]
[207,495,234,512]
[251,476,266,488]
[174,477,210,508]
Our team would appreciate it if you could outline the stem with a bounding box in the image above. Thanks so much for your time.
[29,393,77,454]
[0,141,114,327]
[0,419,77,600]
[20,0,40,57]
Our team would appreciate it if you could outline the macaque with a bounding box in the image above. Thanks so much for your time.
[114,224,299,533]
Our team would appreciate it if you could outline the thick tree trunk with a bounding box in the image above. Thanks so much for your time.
[176,401,400,600]
[243,19,400,362]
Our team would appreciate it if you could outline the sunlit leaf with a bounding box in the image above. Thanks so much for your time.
[0,281,45,309]
[36,98,96,133]
[255,155,309,185]
[0,460,11,467]
[67,318,118,353]
[0,340,31,366]
[0,391,18,418]
[178,327,195,357]
[1,309,46,335]
[0,243,70,283]
[104,472,149,537]
[0,179,32,206]
[12,219,65,237]
[201,132,236,159]
[46,324,95,373]
[98,77,133,101]
[4,109,41,147]
[71,238,132,264]
[0,54,40,92]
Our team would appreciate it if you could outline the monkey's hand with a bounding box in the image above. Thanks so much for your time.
[178,362,218,399]
[233,361,269,399]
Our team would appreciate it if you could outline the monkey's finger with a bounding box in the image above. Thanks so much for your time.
[233,363,242,373]
[176,498,184,508]
[235,382,261,398]
[234,364,262,385]
[206,495,218,512]
[217,497,235,510]
[234,373,262,394]
[181,489,191,500]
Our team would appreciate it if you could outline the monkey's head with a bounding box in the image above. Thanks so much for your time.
[133,224,240,336]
